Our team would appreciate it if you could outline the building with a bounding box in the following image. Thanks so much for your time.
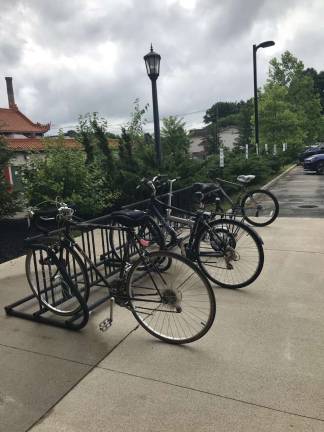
[0,77,52,189]
[0,77,119,190]
[189,126,239,158]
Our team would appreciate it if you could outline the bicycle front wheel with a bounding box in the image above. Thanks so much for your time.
[241,189,279,226]
[25,244,89,316]
[196,219,264,289]
[127,251,216,344]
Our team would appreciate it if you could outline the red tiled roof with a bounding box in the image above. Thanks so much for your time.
[0,108,50,133]
[6,138,81,152]
[6,137,120,152]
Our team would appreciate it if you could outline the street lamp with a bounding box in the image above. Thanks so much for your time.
[144,44,162,167]
[253,40,275,154]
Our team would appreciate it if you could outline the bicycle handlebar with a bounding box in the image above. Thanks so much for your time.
[27,199,77,234]
[136,175,181,196]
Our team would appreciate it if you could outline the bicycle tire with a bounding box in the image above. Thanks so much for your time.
[25,244,89,316]
[241,189,279,226]
[127,250,216,344]
[195,218,264,289]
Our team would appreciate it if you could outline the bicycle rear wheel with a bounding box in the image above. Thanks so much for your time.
[25,244,89,316]
[108,216,165,261]
[241,189,279,226]
[196,218,264,289]
[127,251,216,344]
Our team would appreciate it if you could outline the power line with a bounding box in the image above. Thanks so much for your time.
[49,108,207,133]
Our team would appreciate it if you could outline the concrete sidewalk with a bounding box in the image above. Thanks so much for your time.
[1,218,324,431]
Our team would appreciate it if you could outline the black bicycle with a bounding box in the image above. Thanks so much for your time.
[25,203,216,344]
[193,175,279,227]
[109,177,265,289]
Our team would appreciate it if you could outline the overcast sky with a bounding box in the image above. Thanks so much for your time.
[0,0,323,134]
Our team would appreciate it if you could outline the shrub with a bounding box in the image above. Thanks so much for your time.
[22,139,119,218]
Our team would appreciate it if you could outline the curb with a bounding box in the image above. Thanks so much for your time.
[262,163,297,190]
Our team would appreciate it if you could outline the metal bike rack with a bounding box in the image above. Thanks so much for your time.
[4,186,194,330]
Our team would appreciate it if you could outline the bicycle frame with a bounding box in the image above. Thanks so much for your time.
[212,177,249,209]
[146,194,231,259]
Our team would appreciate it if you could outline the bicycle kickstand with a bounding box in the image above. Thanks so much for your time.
[99,297,115,332]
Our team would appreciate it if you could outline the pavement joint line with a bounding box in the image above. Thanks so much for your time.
[264,247,324,255]
[97,366,324,424]
[0,341,94,367]
[21,324,140,432]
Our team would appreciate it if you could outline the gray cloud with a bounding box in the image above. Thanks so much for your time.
[0,0,323,132]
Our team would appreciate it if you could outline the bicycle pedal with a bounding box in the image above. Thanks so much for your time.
[99,297,115,332]
[99,318,112,332]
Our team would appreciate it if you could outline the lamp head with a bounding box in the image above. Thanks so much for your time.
[144,44,161,80]
[257,40,275,49]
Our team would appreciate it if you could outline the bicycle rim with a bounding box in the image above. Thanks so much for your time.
[196,219,264,289]
[241,190,279,226]
[127,251,216,344]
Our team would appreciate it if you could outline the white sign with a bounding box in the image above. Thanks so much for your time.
[265,143,268,153]
[219,147,224,168]
[245,144,249,160]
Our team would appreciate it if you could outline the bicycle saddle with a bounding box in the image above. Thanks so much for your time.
[110,210,149,227]
[192,182,219,193]
[236,175,255,184]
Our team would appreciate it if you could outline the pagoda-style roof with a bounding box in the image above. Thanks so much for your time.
[0,108,50,133]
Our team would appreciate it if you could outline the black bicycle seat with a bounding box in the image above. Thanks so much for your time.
[192,182,219,193]
[110,210,149,227]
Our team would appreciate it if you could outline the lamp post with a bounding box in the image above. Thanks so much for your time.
[144,44,162,167]
[253,40,275,154]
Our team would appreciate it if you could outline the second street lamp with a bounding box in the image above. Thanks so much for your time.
[144,44,162,167]
[253,40,275,154]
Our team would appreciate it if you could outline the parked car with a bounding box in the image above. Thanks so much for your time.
[303,153,324,174]
[298,145,324,164]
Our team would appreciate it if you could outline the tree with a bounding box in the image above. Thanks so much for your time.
[203,101,242,124]
[258,84,303,156]
[90,113,115,175]
[268,51,304,87]
[0,136,20,218]
[268,51,322,144]
[77,115,94,164]
[304,68,324,114]
[161,116,190,160]
[235,99,254,149]
[201,123,222,155]
[288,73,322,143]
[77,113,115,173]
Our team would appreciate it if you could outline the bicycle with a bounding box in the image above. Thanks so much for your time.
[25,203,216,344]
[193,175,279,227]
[109,177,265,289]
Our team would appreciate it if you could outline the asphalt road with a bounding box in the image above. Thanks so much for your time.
[269,165,324,217]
